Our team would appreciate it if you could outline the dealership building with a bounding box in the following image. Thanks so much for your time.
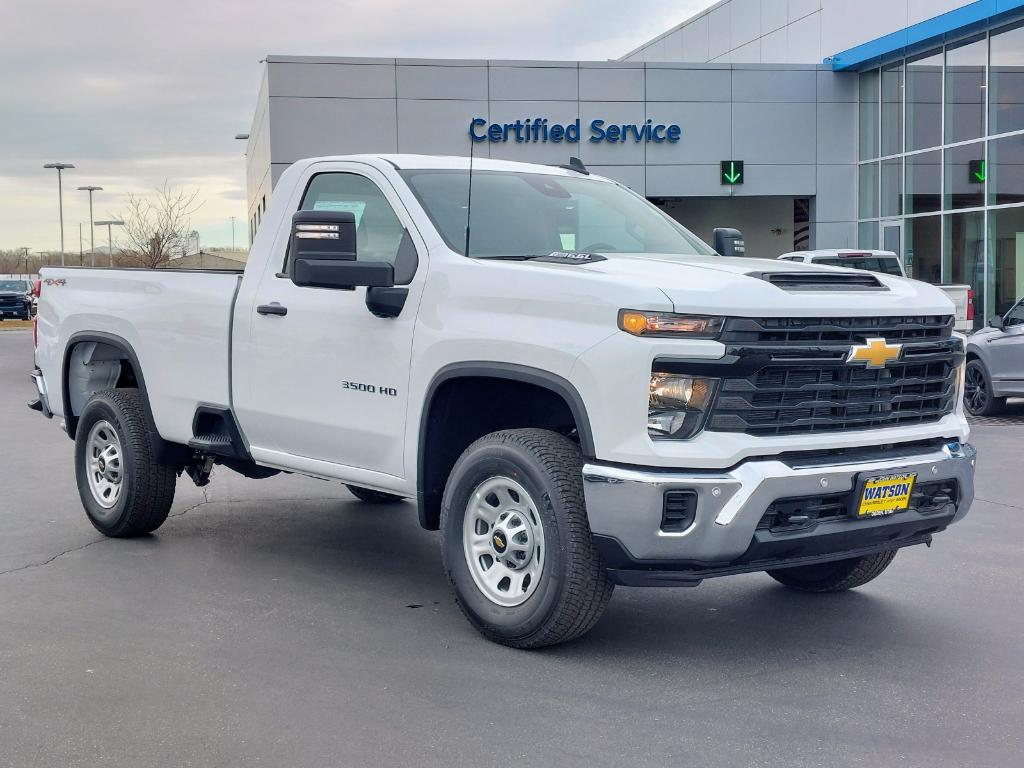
[245,0,1024,325]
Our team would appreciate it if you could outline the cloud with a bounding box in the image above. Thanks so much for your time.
[0,0,706,250]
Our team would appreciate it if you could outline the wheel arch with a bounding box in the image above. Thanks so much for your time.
[416,362,595,531]
[62,331,188,464]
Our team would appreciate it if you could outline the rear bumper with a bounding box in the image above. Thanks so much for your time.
[29,368,53,418]
[582,441,976,585]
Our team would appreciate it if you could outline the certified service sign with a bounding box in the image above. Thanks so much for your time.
[469,117,681,144]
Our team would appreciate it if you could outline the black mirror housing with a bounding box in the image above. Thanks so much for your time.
[989,315,1005,330]
[288,209,394,289]
[289,210,357,265]
[293,259,395,290]
[713,228,745,257]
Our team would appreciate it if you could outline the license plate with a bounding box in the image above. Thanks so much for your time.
[857,472,917,518]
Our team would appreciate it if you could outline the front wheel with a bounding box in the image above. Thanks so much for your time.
[440,428,613,649]
[75,389,176,537]
[964,359,1005,416]
[767,550,898,593]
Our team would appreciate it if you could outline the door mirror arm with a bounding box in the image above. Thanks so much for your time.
[366,286,409,318]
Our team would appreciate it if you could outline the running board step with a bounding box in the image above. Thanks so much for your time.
[188,434,234,455]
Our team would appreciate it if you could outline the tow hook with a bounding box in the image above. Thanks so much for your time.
[184,454,215,487]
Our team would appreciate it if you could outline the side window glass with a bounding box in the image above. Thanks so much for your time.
[288,173,405,271]
[1006,300,1024,327]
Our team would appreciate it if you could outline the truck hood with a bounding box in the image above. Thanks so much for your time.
[562,253,955,316]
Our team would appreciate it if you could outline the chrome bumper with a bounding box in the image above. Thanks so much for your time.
[582,441,976,564]
[29,368,53,418]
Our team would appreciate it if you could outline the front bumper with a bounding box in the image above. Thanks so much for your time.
[582,441,976,585]
[0,301,30,317]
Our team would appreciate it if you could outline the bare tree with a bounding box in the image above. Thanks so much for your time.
[116,183,202,269]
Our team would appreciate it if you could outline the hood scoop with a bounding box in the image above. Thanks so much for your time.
[748,271,887,292]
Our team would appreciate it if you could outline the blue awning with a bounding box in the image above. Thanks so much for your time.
[828,0,1024,71]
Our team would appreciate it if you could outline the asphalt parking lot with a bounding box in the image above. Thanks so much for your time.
[1,328,1022,768]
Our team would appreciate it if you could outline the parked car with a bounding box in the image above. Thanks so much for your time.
[777,250,974,333]
[964,297,1024,415]
[30,155,975,648]
[0,279,33,320]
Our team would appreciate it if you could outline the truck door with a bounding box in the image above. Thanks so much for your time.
[988,299,1024,386]
[236,163,426,479]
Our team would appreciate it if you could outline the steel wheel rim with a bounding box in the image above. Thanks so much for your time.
[965,366,987,413]
[85,420,124,513]
[462,476,545,607]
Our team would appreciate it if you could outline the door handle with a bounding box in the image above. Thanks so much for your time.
[256,303,288,316]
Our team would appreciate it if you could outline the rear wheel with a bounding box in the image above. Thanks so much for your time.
[767,550,898,593]
[440,428,613,649]
[75,389,176,537]
[345,485,403,504]
[964,359,1005,416]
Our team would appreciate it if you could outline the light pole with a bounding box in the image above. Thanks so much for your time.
[94,220,124,267]
[43,162,75,265]
[77,186,103,266]
[230,216,237,250]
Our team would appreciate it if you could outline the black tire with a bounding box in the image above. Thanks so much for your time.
[345,484,404,504]
[74,388,176,537]
[767,550,898,593]
[964,359,1005,416]
[440,428,613,649]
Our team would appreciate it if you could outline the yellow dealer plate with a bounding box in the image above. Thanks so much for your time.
[857,473,917,518]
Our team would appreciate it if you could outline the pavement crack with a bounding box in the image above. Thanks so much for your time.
[975,495,1024,511]
[0,537,108,578]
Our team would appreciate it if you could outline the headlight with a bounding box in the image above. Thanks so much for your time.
[619,310,723,338]
[648,373,718,439]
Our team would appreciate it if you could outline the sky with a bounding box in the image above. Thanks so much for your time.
[0,0,708,253]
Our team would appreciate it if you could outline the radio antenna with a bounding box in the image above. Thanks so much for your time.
[464,133,475,258]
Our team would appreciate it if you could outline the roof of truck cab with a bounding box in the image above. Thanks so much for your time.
[297,154,601,178]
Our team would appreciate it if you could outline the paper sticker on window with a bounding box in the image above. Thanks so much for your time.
[313,200,366,227]
[559,233,576,250]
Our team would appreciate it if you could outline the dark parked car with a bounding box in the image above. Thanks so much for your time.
[0,280,32,320]
[964,297,1024,415]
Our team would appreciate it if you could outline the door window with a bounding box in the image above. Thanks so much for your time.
[1005,300,1024,328]
[286,173,405,270]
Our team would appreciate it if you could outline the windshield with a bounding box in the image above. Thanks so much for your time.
[400,170,716,259]
[0,281,28,292]
[814,257,903,276]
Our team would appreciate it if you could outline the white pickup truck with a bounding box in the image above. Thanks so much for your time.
[30,155,976,648]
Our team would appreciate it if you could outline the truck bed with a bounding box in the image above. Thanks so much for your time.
[35,266,243,446]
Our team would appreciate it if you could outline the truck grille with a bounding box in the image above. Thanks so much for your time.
[704,316,961,437]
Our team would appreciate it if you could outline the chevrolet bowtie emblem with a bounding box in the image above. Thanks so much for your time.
[847,337,903,368]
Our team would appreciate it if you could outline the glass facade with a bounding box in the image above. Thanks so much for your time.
[859,19,1024,329]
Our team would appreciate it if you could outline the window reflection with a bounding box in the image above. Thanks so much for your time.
[989,207,1024,318]
[944,142,986,210]
[881,63,904,157]
[859,70,880,160]
[945,35,987,144]
[906,49,943,150]
[989,133,1024,206]
[906,150,941,214]
[945,212,985,330]
[990,21,1024,135]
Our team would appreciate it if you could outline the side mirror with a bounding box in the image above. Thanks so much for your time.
[288,209,395,290]
[989,315,1005,330]
[713,228,745,257]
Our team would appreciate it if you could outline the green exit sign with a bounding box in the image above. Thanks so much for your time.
[969,159,985,184]
[721,160,744,185]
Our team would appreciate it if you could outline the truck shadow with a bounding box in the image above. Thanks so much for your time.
[156,494,934,665]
